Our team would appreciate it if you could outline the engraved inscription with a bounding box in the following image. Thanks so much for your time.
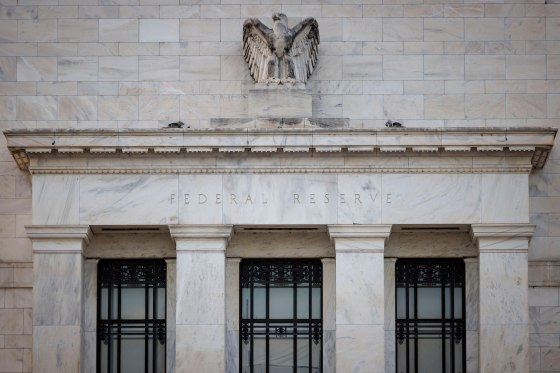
[175,192,385,206]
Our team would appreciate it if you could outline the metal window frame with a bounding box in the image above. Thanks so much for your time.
[395,258,466,373]
[96,259,167,373]
[239,259,323,373]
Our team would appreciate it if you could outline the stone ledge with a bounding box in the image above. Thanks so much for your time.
[4,127,556,172]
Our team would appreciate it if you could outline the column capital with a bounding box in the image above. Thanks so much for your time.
[26,225,92,254]
[169,225,233,240]
[470,224,535,239]
[470,224,535,253]
[169,225,233,252]
[327,224,392,240]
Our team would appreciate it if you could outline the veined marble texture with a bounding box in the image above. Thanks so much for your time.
[33,174,79,224]
[79,174,179,225]
[34,253,83,326]
[479,251,529,325]
[32,172,530,225]
[336,251,385,325]
[176,251,225,325]
[382,173,483,224]
[221,174,338,225]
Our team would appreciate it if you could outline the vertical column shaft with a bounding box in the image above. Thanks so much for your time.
[472,224,534,373]
[169,225,233,373]
[321,258,336,373]
[328,225,391,373]
[26,225,91,373]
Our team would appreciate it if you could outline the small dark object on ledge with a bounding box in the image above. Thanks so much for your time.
[385,120,403,128]
[168,121,185,128]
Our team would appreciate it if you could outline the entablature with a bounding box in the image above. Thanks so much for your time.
[4,127,556,174]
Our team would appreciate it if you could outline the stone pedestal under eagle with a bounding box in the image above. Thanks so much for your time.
[243,13,320,84]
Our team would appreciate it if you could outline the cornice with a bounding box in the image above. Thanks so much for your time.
[4,127,556,173]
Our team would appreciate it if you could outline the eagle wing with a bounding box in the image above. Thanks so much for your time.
[290,17,320,83]
[243,18,273,83]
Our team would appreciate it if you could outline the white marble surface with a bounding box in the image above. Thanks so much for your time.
[336,251,385,324]
[34,325,81,373]
[382,173,482,224]
[176,252,225,325]
[479,252,528,325]
[83,331,96,373]
[33,253,83,326]
[481,173,529,223]
[479,324,529,373]
[337,174,383,224]
[248,88,312,118]
[83,259,97,333]
[226,330,239,373]
[323,330,336,373]
[385,330,396,373]
[31,171,531,226]
[384,259,396,331]
[33,174,79,224]
[336,324,385,373]
[322,259,336,331]
[79,174,179,225]
[179,175,223,224]
[175,325,225,372]
[221,174,338,225]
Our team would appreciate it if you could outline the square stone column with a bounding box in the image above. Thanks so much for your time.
[328,225,392,373]
[321,258,336,373]
[384,258,397,373]
[26,225,92,373]
[226,257,241,373]
[169,225,233,373]
[471,224,535,373]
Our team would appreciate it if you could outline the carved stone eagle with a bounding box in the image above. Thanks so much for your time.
[243,13,320,84]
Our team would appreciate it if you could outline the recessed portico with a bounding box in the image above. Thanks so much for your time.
[5,126,555,373]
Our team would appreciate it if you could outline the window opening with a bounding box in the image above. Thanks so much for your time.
[396,258,466,373]
[97,259,166,373]
[240,259,322,373]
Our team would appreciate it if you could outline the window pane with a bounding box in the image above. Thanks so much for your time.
[269,286,293,319]
[121,334,145,373]
[418,338,442,373]
[417,287,441,319]
[121,287,146,319]
[297,288,309,319]
[269,337,293,372]
[311,288,321,319]
[254,286,266,319]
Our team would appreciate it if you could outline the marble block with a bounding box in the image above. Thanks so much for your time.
[336,324,385,373]
[248,88,312,118]
[479,252,528,325]
[336,251,384,325]
[176,252,225,325]
[33,253,82,326]
[34,325,81,373]
[479,324,529,373]
[175,325,225,372]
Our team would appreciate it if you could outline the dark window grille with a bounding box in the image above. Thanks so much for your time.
[396,258,466,373]
[97,259,166,373]
[240,259,323,373]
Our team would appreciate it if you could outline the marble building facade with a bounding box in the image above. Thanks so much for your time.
[1,1,560,373]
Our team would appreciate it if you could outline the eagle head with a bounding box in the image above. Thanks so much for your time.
[272,13,288,26]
